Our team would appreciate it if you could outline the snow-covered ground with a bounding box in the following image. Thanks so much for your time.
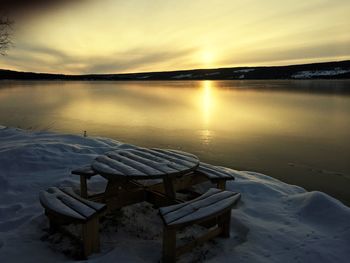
[292,68,350,79]
[0,126,349,263]
[172,74,193,79]
[234,69,255,73]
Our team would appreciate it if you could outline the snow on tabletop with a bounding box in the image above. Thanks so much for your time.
[0,127,349,262]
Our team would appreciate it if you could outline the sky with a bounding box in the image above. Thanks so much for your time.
[0,0,350,74]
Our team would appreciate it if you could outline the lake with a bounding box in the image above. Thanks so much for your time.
[0,80,349,204]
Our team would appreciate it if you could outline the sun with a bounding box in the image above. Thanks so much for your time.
[201,50,215,66]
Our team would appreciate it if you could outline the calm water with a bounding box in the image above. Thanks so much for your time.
[0,80,349,204]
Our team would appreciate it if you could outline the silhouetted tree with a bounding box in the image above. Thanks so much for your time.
[0,16,12,55]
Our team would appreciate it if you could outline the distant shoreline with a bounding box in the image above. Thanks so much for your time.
[1,60,350,81]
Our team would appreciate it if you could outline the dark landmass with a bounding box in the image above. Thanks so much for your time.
[1,60,350,81]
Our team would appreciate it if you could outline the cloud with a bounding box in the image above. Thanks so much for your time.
[1,0,73,11]
[1,0,349,73]
[221,40,350,67]
[1,43,196,74]
[84,48,196,74]
[0,0,85,19]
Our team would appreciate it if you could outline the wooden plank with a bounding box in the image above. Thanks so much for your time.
[40,189,86,221]
[217,180,226,190]
[154,149,199,163]
[219,211,231,238]
[160,189,241,227]
[80,175,88,198]
[94,155,142,176]
[162,176,176,202]
[167,194,240,227]
[127,149,186,173]
[160,188,222,215]
[197,162,236,180]
[107,151,163,175]
[58,194,97,219]
[116,151,174,174]
[82,217,100,258]
[92,148,200,180]
[86,192,105,203]
[40,187,106,222]
[92,161,123,177]
[60,187,106,212]
[162,227,176,263]
[71,165,97,178]
[148,149,198,169]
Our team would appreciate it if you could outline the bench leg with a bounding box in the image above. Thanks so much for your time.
[217,180,226,190]
[82,217,100,258]
[80,175,88,198]
[162,227,176,263]
[163,177,176,203]
[45,212,60,233]
[219,211,231,238]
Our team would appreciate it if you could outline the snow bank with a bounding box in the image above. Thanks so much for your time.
[234,69,255,73]
[0,127,349,262]
[292,68,350,79]
[172,74,193,79]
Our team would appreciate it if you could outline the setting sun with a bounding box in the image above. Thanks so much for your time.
[201,50,215,66]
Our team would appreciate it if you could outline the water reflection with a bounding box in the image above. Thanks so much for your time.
[199,129,214,145]
[198,80,217,145]
[0,80,349,203]
[200,80,214,128]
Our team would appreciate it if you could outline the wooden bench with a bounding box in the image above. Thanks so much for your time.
[159,188,241,262]
[196,163,237,190]
[39,187,107,258]
[71,165,98,198]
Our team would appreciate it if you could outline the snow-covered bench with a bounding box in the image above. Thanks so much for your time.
[71,165,98,198]
[196,163,236,190]
[159,188,241,262]
[39,187,106,258]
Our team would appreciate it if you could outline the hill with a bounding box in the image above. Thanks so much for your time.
[1,60,350,80]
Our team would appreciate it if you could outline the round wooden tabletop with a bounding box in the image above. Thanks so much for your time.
[91,148,200,180]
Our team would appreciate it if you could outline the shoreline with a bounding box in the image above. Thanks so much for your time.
[0,126,349,262]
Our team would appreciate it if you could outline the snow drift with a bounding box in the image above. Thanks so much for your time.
[0,126,349,262]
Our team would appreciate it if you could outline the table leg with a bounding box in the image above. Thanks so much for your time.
[80,175,88,198]
[163,176,176,202]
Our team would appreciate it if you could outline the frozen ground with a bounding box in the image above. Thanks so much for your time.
[0,126,349,263]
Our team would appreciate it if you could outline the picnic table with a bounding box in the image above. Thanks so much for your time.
[73,147,237,209]
[94,147,199,203]
[41,146,241,260]
[73,147,206,209]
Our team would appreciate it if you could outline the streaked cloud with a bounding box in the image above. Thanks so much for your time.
[1,0,349,74]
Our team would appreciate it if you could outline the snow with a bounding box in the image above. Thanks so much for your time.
[0,127,349,262]
[292,68,350,79]
[160,189,241,226]
[137,75,150,79]
[234,69,255,73]
[204,72,220,76]
[172,74,193,79]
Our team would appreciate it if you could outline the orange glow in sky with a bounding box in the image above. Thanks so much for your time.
[1,0,349,74]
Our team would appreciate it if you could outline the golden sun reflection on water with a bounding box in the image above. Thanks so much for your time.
[199,80,216,144]
[201,80,213,127]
